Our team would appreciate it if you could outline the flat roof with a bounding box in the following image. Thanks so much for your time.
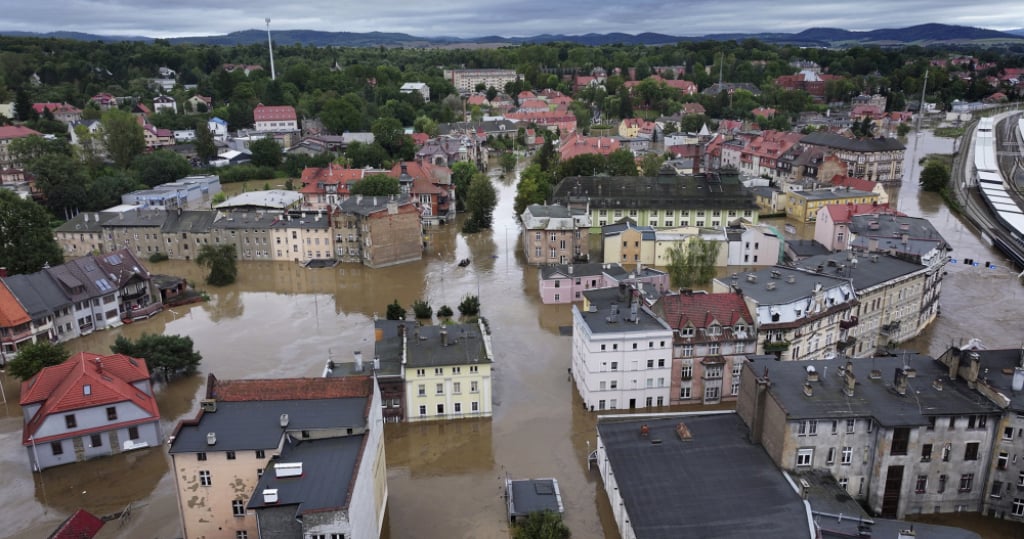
[247,434,363,514]
[579,287,671,335]
[598,414,812,539]
[794,253,925,291]
[507,478,564,518]
[405,323,490,367]
[722,266,853,306]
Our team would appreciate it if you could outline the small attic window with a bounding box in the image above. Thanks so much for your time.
[83,384,91,395]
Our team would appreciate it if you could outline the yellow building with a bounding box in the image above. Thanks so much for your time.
[785,188,878,222]
[404,321,494,421]
[602,221,657,266]
[168,375,387,539]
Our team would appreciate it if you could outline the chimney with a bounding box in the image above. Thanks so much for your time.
[0,267,8,278]
[948,347,961,380]
[805,365,819,383]
[749,366,771,443]
[279,413,289,428]
[803,382,814,397]
[373,356,381,370]
[207,432,217,446]
[440,329,448,347]
[966,351,981,388]
[354,351,364,372]
[894,368,908,396]
[843,361,856,397]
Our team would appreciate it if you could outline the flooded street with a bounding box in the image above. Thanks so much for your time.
[2,132,1022,538]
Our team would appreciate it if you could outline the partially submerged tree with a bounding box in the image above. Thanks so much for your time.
[386,299,406,320]
[666,237,721,289]
[111,333,203,379]
[196,244,238,286]
[6,341,69,380]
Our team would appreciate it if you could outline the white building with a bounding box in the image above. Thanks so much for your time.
[444,69,520,94]
[572,285,674,411]
[400,82,430,102]
[208,117,229,141]
[153,95,177,114]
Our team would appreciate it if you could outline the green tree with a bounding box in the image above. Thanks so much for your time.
[0,191,63,274]
[372,117,412,158]
[437,305,454,318]
[412,299,433,319]
[499,152,517,173]
[5,340,69,380]
[463,173,497,232]
[132,150,192,187]
[249,137,283,168]
[606,149,638,176]
[486,86,498,102]
[413,115,438,137]
[514,164,554,216]
[102,109,146,169]
[386,299,406,320]
[346,141,391,168]
[640,153,665,176]
[196,244,238,286]
[25,153,89,216]
[9,135,71,164]
[919,160,950,192]
[458,295,480,316]
[349,174,400,196]
[666,237,721,289]
[513,511,571,539]
[450,161,477,211]
[211,192,227,206]
[110,333,203,379]
[14,88,34,122]
[87,171,145,210]
[194,120,218,164]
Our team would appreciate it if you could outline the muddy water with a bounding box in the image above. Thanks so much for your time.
[3,137,1023,538]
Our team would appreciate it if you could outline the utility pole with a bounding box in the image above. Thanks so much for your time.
[266,18,276,81]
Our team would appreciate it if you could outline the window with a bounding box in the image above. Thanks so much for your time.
[106,407,118,421]
[1019,471,1024,488]
[927,416,936,430]
[236,532,248,539]
[826,447,836,464]
[1004,426,1015,440]
[708,342,720,355]
[959,473,974,492]
[915,475,927,494]
[418,405,427,416]
[680,385,691,399]
[991,480,1004,499]
[471,381,479,393]
[998,452,1009,470]
[232,499,245,516]
[226,451,236,460]
[948,416,956,430]
[65,414,77,429]
[418,384,426,396]
[416,369,425,377]
[434,367,443,376]
[808,420,817,436]
[128,426,139,440]
[891,428,909,455]
[838,477,849,491]
[471,401,479,412]
[50,441,64,456]
[831,420,838,435]
[796,448,813,467]
[610,381,618,389]
[681,344,694,357]
[797,421,807,436]
[199,470,211,486]
[90,434,102,448]
[598,400,606,410]
[841,446,852,465]
[453,382,461,394]
[941,443,951,462]
[1013,498,1024,517]
[256,450,265,459]
[846,419,855,434]
[436,404,445,414]
[454,403,462,413]
[610,362,618,371]
[938,474,947,493]
[920,444,932,462]
[964,442,980,461]
[436,383,444,395]
[646,359,653,368]
[197,452,207,461]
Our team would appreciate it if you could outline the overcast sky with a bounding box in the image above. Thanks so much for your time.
[3,1,1024,38]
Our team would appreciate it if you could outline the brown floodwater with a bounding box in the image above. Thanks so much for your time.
[2,138,1022,538]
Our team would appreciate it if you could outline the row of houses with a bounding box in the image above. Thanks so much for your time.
[0,249,161,359]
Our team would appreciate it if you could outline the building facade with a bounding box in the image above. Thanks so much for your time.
[521,204,591,265]
[403,322,494,421]
[800,131,905,184]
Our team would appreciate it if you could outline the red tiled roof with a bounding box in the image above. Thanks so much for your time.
[254,104,297,122]
[658,292,753,332]
[208,375,373,402]
[823,202,900,223]
[558,131,621,161]
[32,102,81,114]
[20,352,157,444]
[0,279,30,327]
[830,175,878,193]
[299,164,365,194]
[517,90,537,99]
[0,125,41,140]
[51,509,104,539]
[388,161,452,184]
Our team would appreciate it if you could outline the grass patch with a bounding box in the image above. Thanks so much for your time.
[933,126,965,138]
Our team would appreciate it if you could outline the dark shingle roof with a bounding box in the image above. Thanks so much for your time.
[598,414,811,539]
[553,173,758,211]
[794,253,925,291]
[579,287,672,335]
[800,131,905,152]
[405,323,490,367]
[247,434,363,514]
[539,262,628,280]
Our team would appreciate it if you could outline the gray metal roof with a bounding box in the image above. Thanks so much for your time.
[162,210,218,234]
[3,273,68,318]
[215,190,302,210]
[800,131,905,152]
[169,398,368,453]
[725,266,853,306]
[793,253,925,291]
[508,478,563,518]
[54,211,116,234]
[953,348,1024,412]
[792,188,876,201]
[405,323,490,367]
[210,211,280,230]
[598,414,812,539]
[553,173,758,211]
[247,434,363,514]
[786,239,831,258]
[579,287,672,335]
[756,355,1001,427]
[539,262,628,280]
[848,214,949,250]
[524,204,571,219]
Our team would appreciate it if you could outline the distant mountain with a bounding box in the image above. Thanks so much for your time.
[1008,28,1024,37]
[1,23,1022,48]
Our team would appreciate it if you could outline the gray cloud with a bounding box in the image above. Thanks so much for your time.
[3,1,1023,38]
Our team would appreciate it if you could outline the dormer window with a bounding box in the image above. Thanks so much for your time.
[707,324,721,336]
[680,326,695,338]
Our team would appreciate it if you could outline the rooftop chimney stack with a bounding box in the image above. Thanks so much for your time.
[440,329,448,347]
[894,368,908,396]
[843,361,856,397]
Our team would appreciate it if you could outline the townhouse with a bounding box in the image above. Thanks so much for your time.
[21,352,160,471]
[521,203,591,265]
[653,290,756,405]
[800,131,905,184]
[168,375,387,539]
[553,172,759,233]
[571,285,674,411]
[299,164,367,211]
[738,354,1002,518]
[334,195,423,268]
[713,266,858,361]
[813,202,900,252]
[388,161,455,226]
[403,322,494,421]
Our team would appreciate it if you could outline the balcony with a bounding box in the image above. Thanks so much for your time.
[763,340,790,353]
[880,322,900,336]
[839,316,859,329]
[125,302,163,321]
[836,337,856,351]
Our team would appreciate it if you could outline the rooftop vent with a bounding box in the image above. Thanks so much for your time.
[766,281,776,291]
[746,274,757,283]
[280,413,289,428]
[262,489,278,504]
[786,275,796,284]
[206,432,216,446]
[275,462,303,478]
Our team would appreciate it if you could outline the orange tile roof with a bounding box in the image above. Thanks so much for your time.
[254,103,297,122]
[208,375,373,402]
[658,292,753,332]
[0,279,30,327]
[0,125,41,140]
[21,352,157,444]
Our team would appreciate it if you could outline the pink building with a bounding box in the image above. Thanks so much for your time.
[813,203,900,252]
[538,263,668,304]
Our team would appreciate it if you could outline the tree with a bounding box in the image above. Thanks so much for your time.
[0,191,63,274]
[14,88,34,122]
[640,153,665,177]
[132,150,192,187]
[9,135,71,164]
[102,109,146,169]
[249,137,282,168]
[486,86,498,102]
[372,117,412,159]
[450,161,477,211]
[87,171,145,210]
[513,511,571,539]
[346,141,391,168]
[386,299,406,320]
[666,237,721,289]
[463,173,497,232]
[919,160,950,192]
[349,174,400,196]
[194,120,218,164]
[458,295,480,316]
[24,152,90,215]
[437,305,454,318]
[514,164,554,216]
[196,244,238,286]
[413,115,438,137]
[412,299,433,319]
[499,152,517,173]
[110,333,203,379]
[5,341,69,380]
[606,149,638,176]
